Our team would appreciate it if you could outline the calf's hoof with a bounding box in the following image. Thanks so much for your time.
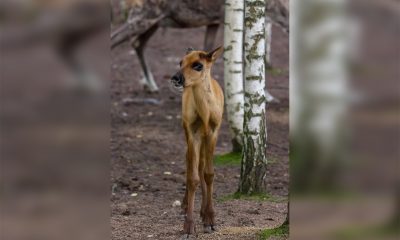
[181,234,195,240]
[183,220,196,235]
[203,224,217,233]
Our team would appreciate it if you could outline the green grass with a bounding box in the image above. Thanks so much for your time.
[214,152,280,166]
[217,192,287,203]
[259,222,289,240]
[214,152,242,166]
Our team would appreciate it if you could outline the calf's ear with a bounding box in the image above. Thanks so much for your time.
[186,47,194,54]
[206,46,223,62]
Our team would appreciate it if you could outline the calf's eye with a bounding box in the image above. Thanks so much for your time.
[191,62,203,71]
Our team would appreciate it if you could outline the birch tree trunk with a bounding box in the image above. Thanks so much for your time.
[224,0,245,152]
[239,0,268,194]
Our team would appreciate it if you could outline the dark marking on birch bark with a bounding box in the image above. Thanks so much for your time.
[245,75,262,81]
[224,45,233,52]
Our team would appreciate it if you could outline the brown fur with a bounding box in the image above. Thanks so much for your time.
[177,47,224,235]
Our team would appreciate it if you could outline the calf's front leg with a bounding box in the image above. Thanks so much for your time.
[182,129,201,237]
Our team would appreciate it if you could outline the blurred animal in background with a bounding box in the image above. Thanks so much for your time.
[266,0,289,33]
[111,0,222,92]
[111,0,289,93]
[0,0,109,91]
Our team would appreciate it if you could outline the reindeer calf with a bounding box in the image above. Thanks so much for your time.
[171,47,224,238]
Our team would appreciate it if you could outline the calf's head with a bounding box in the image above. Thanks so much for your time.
[170,46,223,92]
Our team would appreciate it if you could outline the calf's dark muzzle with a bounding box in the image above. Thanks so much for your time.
[171,71,185,87]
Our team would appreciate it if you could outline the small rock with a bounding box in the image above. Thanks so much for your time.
[121,209,130,216]
[147,111,153,116]
[171,161,175,165]
[176,115,182,119]
[147,234,153,238]
[138,185,145,191]
[130,193,138,197]
[172,200,181,207]
[163,171,172,175]
[247,209,260,215]
[166,115,173,120]
[111,183,118,195]
[136,134,143,138]
[121,112,128,118]
[122,98,161,106]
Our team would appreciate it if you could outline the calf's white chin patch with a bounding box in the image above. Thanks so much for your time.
[169,80,184,94]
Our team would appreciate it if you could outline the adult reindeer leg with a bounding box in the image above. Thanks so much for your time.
[132,24,159,92]
[56,37,101,91]
[204,24,219,51]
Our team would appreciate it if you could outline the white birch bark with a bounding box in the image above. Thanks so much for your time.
[224,0,245,152]
[239,0,267,194]
[291,0,351,191]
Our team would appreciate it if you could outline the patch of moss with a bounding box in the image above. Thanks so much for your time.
[331,223,400,240]
[214,152,242,166]
[266,156,279,165]
[266,67,288,77]
[217,192,286,203]
[259,222,289,240]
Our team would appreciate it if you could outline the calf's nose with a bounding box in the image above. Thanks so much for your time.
[171,75,179,82]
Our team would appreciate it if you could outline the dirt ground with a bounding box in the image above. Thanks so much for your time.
[110,24,289,240]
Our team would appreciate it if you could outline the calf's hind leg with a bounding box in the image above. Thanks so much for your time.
[202,131,218,233]
[199,141,207,221]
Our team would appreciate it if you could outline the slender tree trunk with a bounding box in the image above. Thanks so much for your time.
[224,0,245,152]
[239,0,268,194]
